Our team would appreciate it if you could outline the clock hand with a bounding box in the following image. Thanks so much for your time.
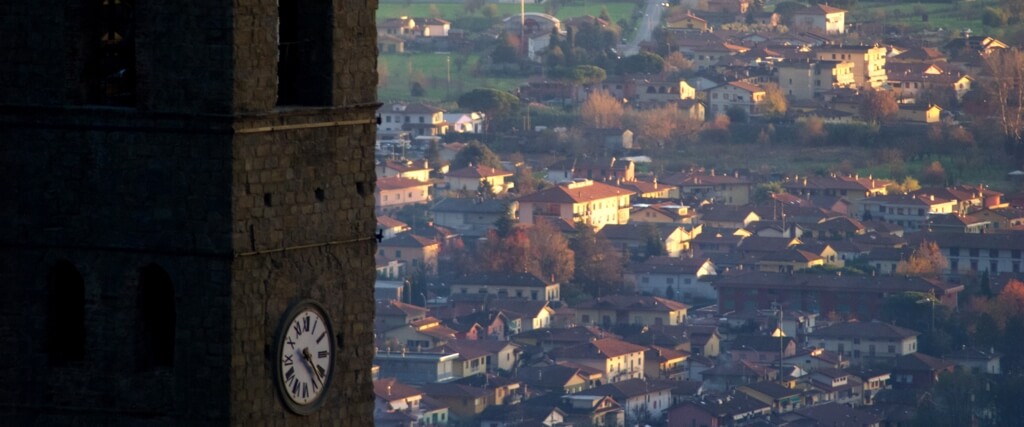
[302,347,325,387]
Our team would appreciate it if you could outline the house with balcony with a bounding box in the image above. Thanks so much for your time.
[377,102,448,137]
[706,81,766,117]
[856,194,958,231]
[550,338,648,384]
[444,165,514,196]
[517,179,632,231]
[814,44,887,88]
[777,59,856,100]
[664,170,753,206]
[626,256,717,301]
[379,159,432,182]
[373,349,460,385]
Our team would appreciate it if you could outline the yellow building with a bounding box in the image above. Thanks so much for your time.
[666,11,708,32]
[376,176,432,214]
[814,44,887,88]
[518,179,632,231]
[777,59,855,100]
[445,165,514,195]
[378,232,440,275]
[450,272,561,302]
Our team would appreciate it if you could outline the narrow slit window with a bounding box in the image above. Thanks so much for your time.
[46,260,87,365]
[137,264,175,370]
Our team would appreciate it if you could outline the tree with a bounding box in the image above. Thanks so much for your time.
[859,89,898,124]
[981,48,1024,163]
[725,106,749,123]
[889,176,921,193]
[798,117,827,144]
[663,51,695,75]
[570,223,624,298]
[624,103,692,148]
[481,4,498,18]
[512,165,539,196]
[457,89,519,132]
[895,240,948,277]
[525,221,575,283]
[580,89,624,129]
[477,227,533,274]
[920,161,946,186]
[760,83,788,119]
[571,65,608,87]
[451,141,502,170]
[619,52,665,75]
[752,182,784,203]
[463,0,484,15]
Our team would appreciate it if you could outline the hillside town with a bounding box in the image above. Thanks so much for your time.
[372,0,1024,426]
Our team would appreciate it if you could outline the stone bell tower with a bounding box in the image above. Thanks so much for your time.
[0,0,379,425]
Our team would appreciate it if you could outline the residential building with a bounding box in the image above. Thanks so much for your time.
[645,346,691,380]
[378,215,412,239]
[550,338,648,384]
[517,365,591,395]
[944,347,1001,375]
[517,179,632,230]
[379,159,432,182]
[582,379,675,421]
[891,353,955,389]
[419,383,491,420]
[451,272,560,302]
[383,317,458,350]
[777,59,856,100]
[491,300,556,331]
[599,223,696,257]
[665,10,708,32]
[713,272,963,320]
[376,299,430,331]
[809,321,920,365]
[782,174,890,203]
[626,256,718,301]
[736,381,804,413]
[629,203,697,225]
[444,165,514,195]
[894,104,943,123]
[706,81,766,117]
[920,231,1024,277]
[416,17,450,37]
[666,392,771,427]
[430,198,517,235]
[376,176,432,214]
[442,112,485,133]
[378,233,440,276]
[856,194,958,231]
[792,4,847,34]
[546,158,636,183]
[373,349,459,385]
[794,403,882,427]
[814,44,887,88]
[574,295,689,327]
[664,170,753,206]
[700,360,777,391]
[377,102,449,136]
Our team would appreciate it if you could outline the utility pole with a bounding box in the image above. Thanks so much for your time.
[771,302,786,386]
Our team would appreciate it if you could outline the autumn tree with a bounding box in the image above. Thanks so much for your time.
[760,83,788,119]
[623,103,694,148]
[798,117,827,144]
[525,221,575,283]
[477,227,533,274]
[859,89,898,124]
[895,240,948,277]
[580,89,624,129]
[663,51,695,75]
[619,52,665,75]
[920,160,947,186]
[981,48,1024,163]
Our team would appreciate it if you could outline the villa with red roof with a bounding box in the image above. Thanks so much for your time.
[517,179,632,230]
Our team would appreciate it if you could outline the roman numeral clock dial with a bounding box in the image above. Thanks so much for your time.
[274,301,335,415]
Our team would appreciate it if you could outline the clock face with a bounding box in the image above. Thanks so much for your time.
[275,302,334,414]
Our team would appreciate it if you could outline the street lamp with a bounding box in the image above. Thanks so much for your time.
[771,302,785,385]
[916,290,936,332]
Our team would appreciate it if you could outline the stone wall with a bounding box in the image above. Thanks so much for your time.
[0,0,379,424]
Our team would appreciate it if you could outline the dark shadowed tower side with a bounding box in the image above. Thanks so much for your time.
[0,0,379,425]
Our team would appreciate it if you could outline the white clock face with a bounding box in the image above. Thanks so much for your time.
[278,306,333,409]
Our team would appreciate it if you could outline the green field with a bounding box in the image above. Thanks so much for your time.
[847,0,1016,34]
[378,0,637,23]
[378,52,526,102]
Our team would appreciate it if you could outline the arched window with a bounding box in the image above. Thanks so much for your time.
[137,264,175,370]
[46,260,86,365]
[81,0,136,106]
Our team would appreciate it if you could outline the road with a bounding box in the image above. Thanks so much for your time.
[620,0,666,57]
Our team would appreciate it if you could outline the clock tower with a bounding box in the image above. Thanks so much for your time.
[0,0,378,425]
